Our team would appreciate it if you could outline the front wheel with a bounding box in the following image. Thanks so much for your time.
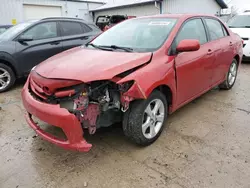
[219,59,238,90]
[0,63,16,92]
[123,90,168,146]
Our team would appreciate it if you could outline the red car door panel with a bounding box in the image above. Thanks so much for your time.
[204,18,235,85]
[213,38,234,84]
[175,44,216,106]
[174,18,216,107]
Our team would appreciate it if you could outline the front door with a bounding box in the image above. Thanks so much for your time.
[174,18,216,107]
[14,21,63,75]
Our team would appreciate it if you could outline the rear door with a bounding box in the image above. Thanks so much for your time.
[59,21,95,51]
[174,18,216,106]
[204,18,234,85]
[14,21,63,75]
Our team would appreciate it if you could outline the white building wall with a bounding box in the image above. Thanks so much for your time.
[162,0,221,15]
[94,3,160,21]
[0,0,103,25]
[0,0,23,25]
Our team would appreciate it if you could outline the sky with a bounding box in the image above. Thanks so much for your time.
[225,0,250,12]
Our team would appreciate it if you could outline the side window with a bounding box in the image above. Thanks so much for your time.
[22,22,57,40]
[205,19,225,40]
[222,25,229,36]
[176,19,207,45]
[60,21,83,36]
[81,23,92,33]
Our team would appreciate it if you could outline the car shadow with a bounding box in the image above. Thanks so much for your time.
[30,88,216,155]
[27,81,230,173]
[11,77,27,91]
[29,121,140,175]
[242,61,250,64]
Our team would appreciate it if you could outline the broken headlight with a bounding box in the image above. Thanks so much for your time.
[118,80,134,93]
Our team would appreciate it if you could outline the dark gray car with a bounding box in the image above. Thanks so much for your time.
[0,17,101,92]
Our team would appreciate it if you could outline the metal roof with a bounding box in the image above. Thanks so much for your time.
[64,0,105,4]
[89,0,161,12]
[90,0,228,12]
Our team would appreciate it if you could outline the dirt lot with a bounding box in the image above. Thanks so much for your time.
[0,64,250,188]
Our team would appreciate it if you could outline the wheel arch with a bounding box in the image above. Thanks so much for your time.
[153,84,173,110]
[233,54,240,66]
[0,52,18,77]
[0,59,17,77]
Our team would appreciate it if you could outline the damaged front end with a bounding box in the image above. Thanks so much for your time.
[59,80,125,134]
[29,71,143,137]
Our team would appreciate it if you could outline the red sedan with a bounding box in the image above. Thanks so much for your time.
[22,14,243,152]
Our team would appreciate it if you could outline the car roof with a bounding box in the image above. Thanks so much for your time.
[22,17,94,27]
[137,14,219,20]
[0,25,12,27]
[39,17,88,22]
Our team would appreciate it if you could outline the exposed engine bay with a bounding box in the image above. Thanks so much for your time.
[49,81,134,135]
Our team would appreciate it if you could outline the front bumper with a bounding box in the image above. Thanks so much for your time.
[243,55,250,61]
[243,42,250,60]
[21,78,92,152]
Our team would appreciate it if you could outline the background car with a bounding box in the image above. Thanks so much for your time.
[228,12,250,61]
[96,15,135,31]
[0,25,12,34]
[0,17,101,92]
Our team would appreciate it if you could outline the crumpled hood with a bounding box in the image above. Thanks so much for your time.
[36,47,152,82]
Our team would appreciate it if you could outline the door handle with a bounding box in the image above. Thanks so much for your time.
[207,49,213,55]
[81,36,89,40]
[229,41,233,46]
[50,41,60,45]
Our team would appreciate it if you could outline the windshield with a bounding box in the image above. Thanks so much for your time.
[228,15,250,28]
[0,21,35,41]
[91,18,177,52]
[0,28,8,35]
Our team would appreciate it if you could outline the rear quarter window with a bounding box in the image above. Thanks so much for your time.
[204,18,225,40]
[81,23,92,33]
[60,21,83,36]
[222,25,229,36]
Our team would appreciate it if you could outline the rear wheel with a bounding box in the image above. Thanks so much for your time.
[219,59,238,90]
[123,90,168,146]
[0,63,16,92]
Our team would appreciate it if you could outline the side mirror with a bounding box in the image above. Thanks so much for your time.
[176,39,200,53]
[18,35,33,42]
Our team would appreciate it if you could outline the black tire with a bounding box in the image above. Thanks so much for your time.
[122,90,168,146]
[219,59,238,90]
[0,63,16,92]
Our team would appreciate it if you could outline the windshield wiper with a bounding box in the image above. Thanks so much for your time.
[85,43,112,51]
[98,45,133,52]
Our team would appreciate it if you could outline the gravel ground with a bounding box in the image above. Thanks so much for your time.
[0,64,250,188]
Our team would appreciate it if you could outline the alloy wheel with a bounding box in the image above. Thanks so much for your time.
[142,99,165,139]
[228,62,237,86]
[0,68,11,90]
